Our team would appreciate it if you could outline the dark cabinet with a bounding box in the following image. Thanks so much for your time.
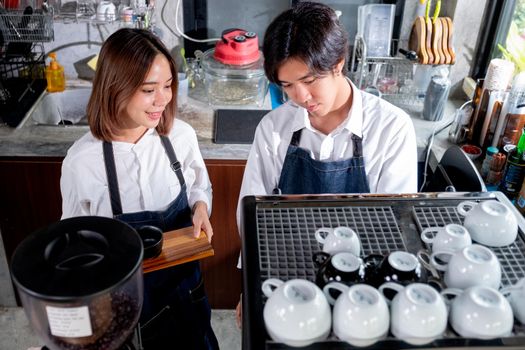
[201,159,245,308]
[0,157,63,263]
[0,157,245,309]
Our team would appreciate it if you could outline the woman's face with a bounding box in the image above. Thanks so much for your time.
[122,54,173,133]
[277,58,343,119]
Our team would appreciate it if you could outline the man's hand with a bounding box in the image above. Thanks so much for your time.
[236,294,242,329]
[192,201,213,243]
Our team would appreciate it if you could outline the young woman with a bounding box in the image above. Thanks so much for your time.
[236,1,417,324]
[60,28,219,349]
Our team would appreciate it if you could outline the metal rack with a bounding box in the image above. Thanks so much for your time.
[350,36,426,114]
[256,206,408,283]
[0,9,54,42]
[0,9,53,126]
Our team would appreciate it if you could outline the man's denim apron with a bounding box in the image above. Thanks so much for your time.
[103,136,219,349]
[275,129,371,194]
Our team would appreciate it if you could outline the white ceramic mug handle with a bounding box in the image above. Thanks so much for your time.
[323,282,349,305]
[457,201,478,216]
[315,228,331,244]
[440,287,463,307]
[430,250,454,271]
[500,286,512,298]
[262,278,284,298]
[378,282,404,304]
[501,277,525,297]
[421,227,440,244]
[515,277,525,289]
[417,249,441,279]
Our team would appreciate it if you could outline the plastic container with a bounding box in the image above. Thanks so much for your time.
[45,52,65,93]
[481,146,499,179]
[487,152,507,186]
[358,4,395,57]
[492,73,525,148]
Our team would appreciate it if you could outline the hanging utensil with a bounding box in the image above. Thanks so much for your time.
[432,0,441,24]
[398,48,418,61]
[424,0,434,64]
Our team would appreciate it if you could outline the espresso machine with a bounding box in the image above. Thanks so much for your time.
[10,216,144,350]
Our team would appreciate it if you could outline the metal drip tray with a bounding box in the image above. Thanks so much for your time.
[256,206,408,282]
[241,192,525,349]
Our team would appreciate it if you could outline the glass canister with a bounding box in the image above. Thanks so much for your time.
[200,48,268,107]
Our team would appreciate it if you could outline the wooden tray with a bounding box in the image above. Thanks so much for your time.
[143,226,214,274]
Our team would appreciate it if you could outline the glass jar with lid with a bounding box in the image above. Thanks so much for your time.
[200,29,268,107]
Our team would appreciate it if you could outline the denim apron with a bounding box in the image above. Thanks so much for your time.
[275,129,371,194]
[103,136,219,350]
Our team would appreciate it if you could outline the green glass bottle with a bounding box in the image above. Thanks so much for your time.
[516,127,525,162]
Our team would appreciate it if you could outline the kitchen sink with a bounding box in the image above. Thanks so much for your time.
[25,88,91,126]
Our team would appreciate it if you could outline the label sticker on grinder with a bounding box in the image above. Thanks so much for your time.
[46,305,93,337]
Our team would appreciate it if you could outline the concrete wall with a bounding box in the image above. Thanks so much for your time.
[46,0,486,96]
[43,0,184,78]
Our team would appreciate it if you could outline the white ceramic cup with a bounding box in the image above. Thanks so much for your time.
[457,200,518,247]
[430,244,501,290]
[315,226,361,256]
[262,278,331,347]
[420,224,472,258]
[441,286,514,339]
[323,282,389,347]
[378,282,447,345]
[96,1,116,21]
[501,278,525,324]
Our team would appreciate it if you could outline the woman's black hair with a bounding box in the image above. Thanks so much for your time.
[262,1,349,84]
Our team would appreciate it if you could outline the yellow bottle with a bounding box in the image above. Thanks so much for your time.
[46,52,66,92]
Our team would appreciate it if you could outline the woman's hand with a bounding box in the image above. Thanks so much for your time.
[192,201,213,242]
[236,294,242,329]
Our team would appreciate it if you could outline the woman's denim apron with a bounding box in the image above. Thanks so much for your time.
[275,129,371,194]
[103,136,219,349]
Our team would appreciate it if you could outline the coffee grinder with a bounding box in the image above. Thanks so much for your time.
[10,216,144,350]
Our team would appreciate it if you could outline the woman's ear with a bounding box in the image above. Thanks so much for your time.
[333,59,345,76]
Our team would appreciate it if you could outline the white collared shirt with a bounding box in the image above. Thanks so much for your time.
[237,81,417,226]
[61,119,212,219]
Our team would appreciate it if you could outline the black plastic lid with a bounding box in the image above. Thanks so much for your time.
[11,216,143,300]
